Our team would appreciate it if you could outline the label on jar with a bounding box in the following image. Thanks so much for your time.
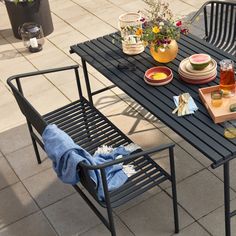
[29,37,38,48]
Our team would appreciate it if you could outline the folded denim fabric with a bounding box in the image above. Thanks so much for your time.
[42,124,140,200]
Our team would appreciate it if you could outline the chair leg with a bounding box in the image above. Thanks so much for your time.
[27,122,41,164]
[106,202,116,236]
[169,147,179,233]
[100,169,116,236]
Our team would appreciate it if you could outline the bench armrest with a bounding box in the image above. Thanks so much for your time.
[7,65,79,84]
[79,143,175,170]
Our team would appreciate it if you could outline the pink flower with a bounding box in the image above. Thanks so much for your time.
[176,20,182,27]
[140,17,146,22]
[181,28,188,34]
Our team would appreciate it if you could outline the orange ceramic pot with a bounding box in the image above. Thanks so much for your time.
[150,40,178,63]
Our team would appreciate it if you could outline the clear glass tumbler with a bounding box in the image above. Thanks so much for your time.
[219,59,235,97]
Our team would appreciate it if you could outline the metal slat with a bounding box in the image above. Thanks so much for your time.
[111,170,164,202]
[110,176,168,207]
[44,100,90,122]
[110,167,161,197]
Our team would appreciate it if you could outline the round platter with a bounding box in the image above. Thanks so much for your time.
[180,74,216,84]
[178,68,217,80]
[179,58,217,77]
[185,59,217,74]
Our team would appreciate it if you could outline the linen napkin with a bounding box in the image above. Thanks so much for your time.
[172,93,198,116]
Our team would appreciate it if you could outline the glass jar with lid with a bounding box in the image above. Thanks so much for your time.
[19,22,45,53]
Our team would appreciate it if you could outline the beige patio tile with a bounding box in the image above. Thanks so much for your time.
[23,42,75,70]
[6,145,51,180]
[0,124,31,155]
[27,86,70,115]
[119,0,147,12]
[199,199,236,236]
[0,182,38,229]
[74,0,124,29]
[167,169,236,220]
[50,0,87,18]
[47,14,74,39]
[119,191,194,236]
[178,140,212,167]
[12,74,55,98]
[177,222,210,236]
[48,29,88,51]
[0,211,57,236]
[208,158,236,192]
[23,168,75,208]
[0,57,36,85]
[0,156,19,191]
[114,187,162,215]
[79,216,133,236]
[0,100,26,133]
[70,14,116,39]
[160,126,184,143]
[158,144,205,188]
[0,82,14,107]
[43,193,102,235]
[57,66,108,102]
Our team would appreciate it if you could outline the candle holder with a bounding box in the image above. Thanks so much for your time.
[19,22,45,53]
[118,12,144,55]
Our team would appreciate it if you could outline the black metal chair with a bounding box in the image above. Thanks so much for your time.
[7,65,179,236]
[191,1,236,56]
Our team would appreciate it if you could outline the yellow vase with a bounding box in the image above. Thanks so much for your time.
[150,40,178,63]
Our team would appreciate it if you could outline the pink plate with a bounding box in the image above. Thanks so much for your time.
[180,74,216,84]
[144,75,173,86]
[145,66,172,83]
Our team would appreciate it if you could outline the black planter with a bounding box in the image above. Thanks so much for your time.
[5,0,54,39]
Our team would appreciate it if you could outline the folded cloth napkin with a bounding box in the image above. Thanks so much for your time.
[42,124,140,200]
[173,93,198,116]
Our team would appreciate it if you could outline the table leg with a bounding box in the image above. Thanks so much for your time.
[81,59,93,104]
[224,161,231,236]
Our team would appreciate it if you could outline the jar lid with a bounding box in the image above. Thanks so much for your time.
[20,22,42,34]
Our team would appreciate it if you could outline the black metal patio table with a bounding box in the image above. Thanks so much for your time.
[70,33,236,236]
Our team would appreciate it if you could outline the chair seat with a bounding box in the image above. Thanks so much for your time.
[43,98,130,154]
[43,97,171,208]
[107,154,169,208]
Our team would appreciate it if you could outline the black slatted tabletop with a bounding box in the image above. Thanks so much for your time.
[70,33,236,168]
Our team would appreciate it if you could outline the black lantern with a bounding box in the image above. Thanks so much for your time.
[19,22,45,53]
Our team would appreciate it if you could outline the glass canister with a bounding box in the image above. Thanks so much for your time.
[118,12,144,55]
[19,22,45,53]
[219,59,235,97]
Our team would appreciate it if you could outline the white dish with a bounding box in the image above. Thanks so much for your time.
[179,58,217,77]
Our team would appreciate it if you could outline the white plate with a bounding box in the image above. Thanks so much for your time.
[179,58,217,77]
[178,69,217,80]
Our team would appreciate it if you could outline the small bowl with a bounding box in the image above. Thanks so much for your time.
[145,66,172,84]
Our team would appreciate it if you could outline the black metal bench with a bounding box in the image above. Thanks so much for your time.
[7,65,179,236]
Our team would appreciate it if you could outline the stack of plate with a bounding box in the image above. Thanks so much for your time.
[178,58,217,84]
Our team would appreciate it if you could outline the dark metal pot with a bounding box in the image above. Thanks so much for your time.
[5,0,54,39]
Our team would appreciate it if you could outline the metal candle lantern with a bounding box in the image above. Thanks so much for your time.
[19,22,45,53]
[119,12,144,55]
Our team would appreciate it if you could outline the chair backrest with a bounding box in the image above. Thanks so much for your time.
[7,76,47,135]
[192,1,236,55]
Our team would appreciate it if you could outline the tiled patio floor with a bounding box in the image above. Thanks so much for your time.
[0,0,235,235]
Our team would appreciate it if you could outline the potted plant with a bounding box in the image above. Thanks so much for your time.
[140,0,188,63]
[2,0,53,39]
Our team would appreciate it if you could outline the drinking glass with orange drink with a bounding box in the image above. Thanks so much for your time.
[219,59,235,97]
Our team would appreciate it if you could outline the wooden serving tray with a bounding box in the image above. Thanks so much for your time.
[199,85,236,123]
